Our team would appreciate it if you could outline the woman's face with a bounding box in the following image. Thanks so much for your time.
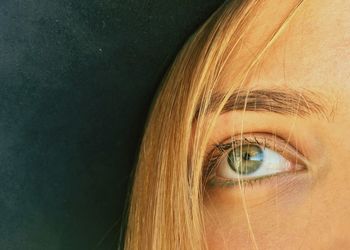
[204,0,350,249]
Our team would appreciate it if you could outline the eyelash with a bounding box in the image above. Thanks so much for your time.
[203,133,305,188]
[206,171,291,188]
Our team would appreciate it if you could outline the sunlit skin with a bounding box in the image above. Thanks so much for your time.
[204,0,350,249]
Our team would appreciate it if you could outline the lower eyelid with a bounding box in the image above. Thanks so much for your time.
[207,169,307,189]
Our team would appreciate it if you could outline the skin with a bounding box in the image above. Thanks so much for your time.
[204,0,350,249]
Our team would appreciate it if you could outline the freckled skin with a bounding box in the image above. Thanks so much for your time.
[204,0,350,249]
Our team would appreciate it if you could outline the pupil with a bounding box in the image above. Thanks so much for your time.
[242,152,250,161]
[227,144,264,175]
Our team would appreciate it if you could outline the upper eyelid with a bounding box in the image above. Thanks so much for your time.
[213,132,304,157]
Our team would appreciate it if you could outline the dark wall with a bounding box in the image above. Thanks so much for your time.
[0,0,224,249]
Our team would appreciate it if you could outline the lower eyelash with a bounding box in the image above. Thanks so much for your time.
[207,173,277,188]
[206,169,306,189]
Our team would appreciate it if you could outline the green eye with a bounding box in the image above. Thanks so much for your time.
[208,135,306,187]
[227,145,264,175]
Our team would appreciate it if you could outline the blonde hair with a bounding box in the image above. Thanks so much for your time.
[124,0,304,249]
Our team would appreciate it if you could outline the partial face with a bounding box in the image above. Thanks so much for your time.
[204,0,350,249]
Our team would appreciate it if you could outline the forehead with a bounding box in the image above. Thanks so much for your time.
[219,0,350,97]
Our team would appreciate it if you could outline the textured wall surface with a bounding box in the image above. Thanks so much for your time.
[0,0,224,249]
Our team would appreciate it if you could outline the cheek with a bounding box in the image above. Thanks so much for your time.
[204,160,350,250]
[204,174,313,249]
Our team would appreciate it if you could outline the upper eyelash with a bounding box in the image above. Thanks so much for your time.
[216,136,268,151]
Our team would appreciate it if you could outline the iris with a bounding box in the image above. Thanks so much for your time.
[227,145,264,175]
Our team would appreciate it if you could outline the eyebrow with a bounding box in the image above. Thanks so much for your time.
[194,89,329,119]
